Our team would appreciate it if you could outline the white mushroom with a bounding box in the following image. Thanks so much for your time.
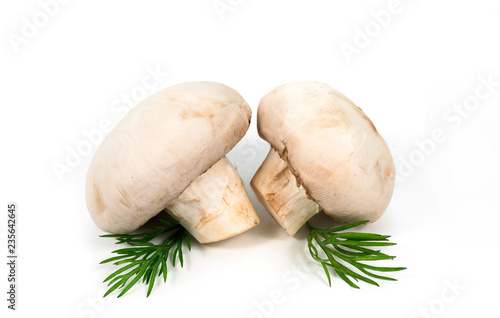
[86,81,260,243]
[251,81,395,236]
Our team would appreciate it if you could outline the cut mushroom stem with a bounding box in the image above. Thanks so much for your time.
[167,157,259,243]
[251,148,319,236]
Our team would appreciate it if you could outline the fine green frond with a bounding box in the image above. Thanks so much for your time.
[100,220,190,298]
[307,221,406,288]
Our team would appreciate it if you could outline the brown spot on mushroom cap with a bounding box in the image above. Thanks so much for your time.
[314,107,350,130]
[117,186,131,208]
[209,98,229,108]
[384,164,395,182]
[93,182,105,214]
[180,108,215,119]
[355,106,378,134]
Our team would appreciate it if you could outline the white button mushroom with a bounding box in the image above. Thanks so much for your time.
[86,81,260,243]
[251,81,395,236]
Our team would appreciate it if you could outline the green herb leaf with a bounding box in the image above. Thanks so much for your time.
[307,221,405,288]
[100,220,190,297]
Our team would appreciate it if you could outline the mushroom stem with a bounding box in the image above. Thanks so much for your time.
[166,157,259,243]
[251,149,319,236]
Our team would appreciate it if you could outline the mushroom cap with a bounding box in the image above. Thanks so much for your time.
[257,81,395,223]
[86,81,251,234]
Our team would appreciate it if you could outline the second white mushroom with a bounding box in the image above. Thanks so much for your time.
[251,82,396,236]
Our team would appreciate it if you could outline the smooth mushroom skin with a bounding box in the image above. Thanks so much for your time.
[252,81,395,235]
[86,81,255,235]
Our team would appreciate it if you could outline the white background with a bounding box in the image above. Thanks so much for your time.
[1,0,500,317]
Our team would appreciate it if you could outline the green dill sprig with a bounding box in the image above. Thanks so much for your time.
[100,220,191,298]
[307,220,406,288]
